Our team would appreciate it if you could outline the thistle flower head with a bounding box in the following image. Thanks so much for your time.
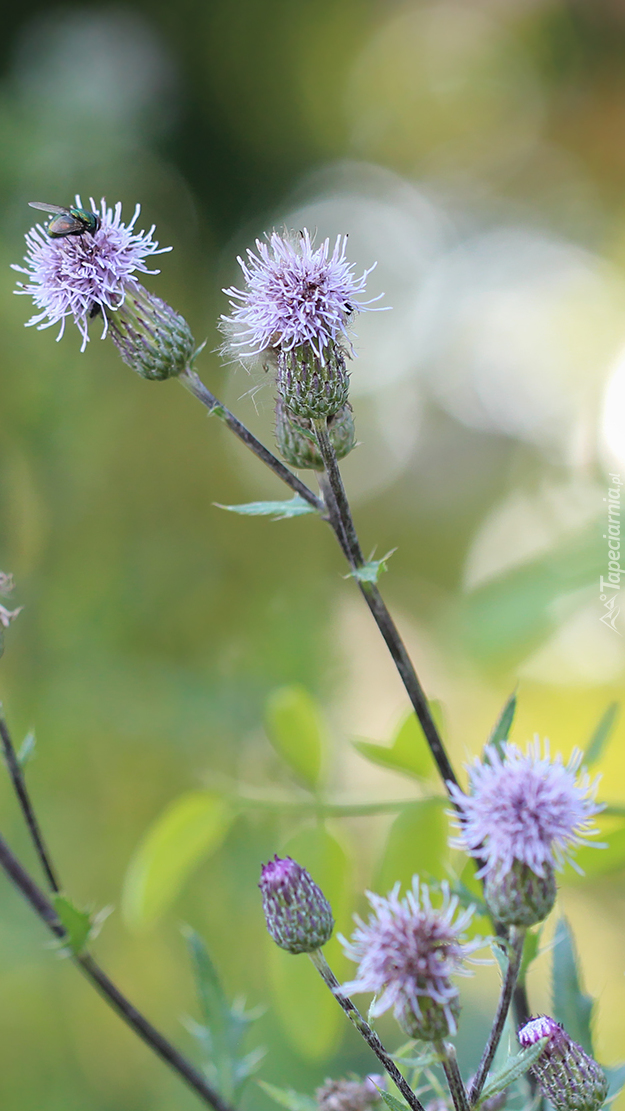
[449,739,603,881]
[13,196,171,352]
[221,229,377,365]
[259,855,334,954]
[339,877,479,1041]
[518,1016,608,1111]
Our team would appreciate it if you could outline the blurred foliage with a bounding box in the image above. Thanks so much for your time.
[2,0,625,1109]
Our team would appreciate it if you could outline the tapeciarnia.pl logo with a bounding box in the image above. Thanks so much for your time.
[599,473,623,635]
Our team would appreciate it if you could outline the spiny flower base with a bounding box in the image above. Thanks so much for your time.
[398,992,461,1043]
[109,285,195,380]
[278,344,349,420]
[275,399,355,470]
[485,860,556,927]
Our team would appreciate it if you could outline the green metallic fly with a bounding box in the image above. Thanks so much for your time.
[28,201,101,239]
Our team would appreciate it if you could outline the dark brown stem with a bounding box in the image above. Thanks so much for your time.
[0,711,60,892]
[469,928,525,1105]
[313,417,460,792]
[0,831,234,1111]
[309,949,426,1111]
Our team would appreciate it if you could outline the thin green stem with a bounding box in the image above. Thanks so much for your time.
[435,1041,470,1111]
[0,831,233,1111]
[468,928,526,1106]
[233,791,440,817]
[309,949,426,1111]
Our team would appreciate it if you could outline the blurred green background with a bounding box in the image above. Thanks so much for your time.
[2,0,625,1107]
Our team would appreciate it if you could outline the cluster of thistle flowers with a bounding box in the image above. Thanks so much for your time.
[12,200,610,1111]
[260,741,608,1111]
[13,199,379,469]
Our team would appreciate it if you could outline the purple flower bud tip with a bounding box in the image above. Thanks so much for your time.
[259,855,334,954]
[518,1015,561,1045]
[518,1015,608,1111]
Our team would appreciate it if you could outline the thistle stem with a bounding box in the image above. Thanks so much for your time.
[309,949,426,1111]
[0,831,234,1111]
[468,928,526,1106]
[313,418,460,792]
[0,711,60,892]
[436,1041,470,1111]
[180,369,323,512]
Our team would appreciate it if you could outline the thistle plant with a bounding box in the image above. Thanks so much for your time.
[1,201,623,1111]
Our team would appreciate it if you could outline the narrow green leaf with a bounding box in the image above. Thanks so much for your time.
[488,691,516,755]
[552,917,594,1055]
[605,1063,625,1103]
[353,705,444,781]
[378,1088,410,1111]
[477,1039,548,1105]
[518,927,542,985]
[17,730,36,768]
[347,550,396,584]
[264,685,325,790]
[215,496,316,520]
[53,895,94,955]
[376,798,448,894]
[585,703,619,766]
[122,791,232,930]
[258,1082,317,1111]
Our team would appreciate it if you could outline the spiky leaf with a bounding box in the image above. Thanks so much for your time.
[552,917,594,1055]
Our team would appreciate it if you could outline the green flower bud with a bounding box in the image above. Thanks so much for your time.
[275,398,355,470]
[519,1016,608,1111]
[278,343,349,420]
[259,856,334,954]
[397,992,461,1043]
[485,860,556,927]
[109,285,195,381]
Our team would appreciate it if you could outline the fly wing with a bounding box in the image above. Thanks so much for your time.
[28,202,68,215]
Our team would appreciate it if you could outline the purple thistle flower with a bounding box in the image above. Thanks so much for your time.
[221,229,378,365]
[12,196,171,352]
[259,855,334,954]
[449,740,603,880]
[518,1016,608,1111]
[316,1077,383,1111]
[339,878,479,1041]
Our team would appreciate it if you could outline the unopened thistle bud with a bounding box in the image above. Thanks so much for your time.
[108,285,195,381]
[275,398,356,470]
[518,1016,608,1111]
[277,343,349,420]
[259,855,334,954]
